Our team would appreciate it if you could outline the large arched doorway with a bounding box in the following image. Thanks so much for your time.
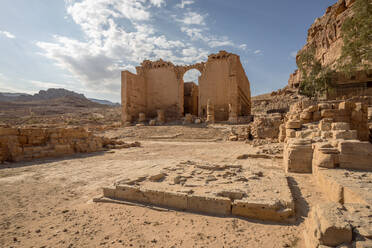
[183,69,201,116]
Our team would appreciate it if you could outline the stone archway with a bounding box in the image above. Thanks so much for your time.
[174,63,205,116]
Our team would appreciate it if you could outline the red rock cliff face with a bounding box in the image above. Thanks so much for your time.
[288,0,356,88]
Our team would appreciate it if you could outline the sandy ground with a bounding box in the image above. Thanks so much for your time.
[0,130,326,248]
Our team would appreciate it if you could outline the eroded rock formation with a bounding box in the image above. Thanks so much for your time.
[288,0,372,98]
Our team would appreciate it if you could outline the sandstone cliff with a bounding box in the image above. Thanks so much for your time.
[288,0,371,91]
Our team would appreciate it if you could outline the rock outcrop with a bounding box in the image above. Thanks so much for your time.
[288,0,372,97]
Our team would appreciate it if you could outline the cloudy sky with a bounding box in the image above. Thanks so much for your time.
[0,0,336,102]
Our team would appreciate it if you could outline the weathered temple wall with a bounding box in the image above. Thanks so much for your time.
[235,58,251,116]
[121,71,146,123]
[199,59,231,120]
[145,67,180,118]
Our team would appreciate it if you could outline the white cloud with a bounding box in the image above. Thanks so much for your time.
[239,44,248,50]
[180,26,245,50]
[181,27,207,41]
[176,0,194,8]
[208,40,234,48]
[35,0,249,97]
[29,80,66,89]
[0,30,15,39]
[179,12,206,25]
[254,49,262,55]
[149,0,166,7]
[36,0,211,95]
[290,51,297,58]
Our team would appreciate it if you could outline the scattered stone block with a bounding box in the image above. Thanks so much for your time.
[284,139,313,173]
[331,122,350,131]
[304,203,352,247]
[138,113,146,122]
[184,114,193,124]
[149,173,166,182]
[157,109,165,124]
[286,121,301,129]
[194,118,201,124]
[313,111,321,122]
[312,143,339,172]
[338,140,372,171]
[332,130,357,140]
[318,103,332,111]
[286,129,296,138]
[300,111,312,121]
[319,119,332,131]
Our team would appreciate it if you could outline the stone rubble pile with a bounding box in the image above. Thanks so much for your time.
[250,114,283,140]
[279,99,372,248]
[281,100,371,173]
[0,125,139,163]
[228,114,284,142]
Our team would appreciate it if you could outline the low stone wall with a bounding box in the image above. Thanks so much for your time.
[0,125,134,163]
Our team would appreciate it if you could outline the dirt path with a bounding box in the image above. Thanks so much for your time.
[0,141,325,248]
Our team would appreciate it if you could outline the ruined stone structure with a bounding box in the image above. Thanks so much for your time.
[0,125,139,163]
[98,161,294,223]
[280,98,372,247]
[288,0,372,98]
[121,51,251,123]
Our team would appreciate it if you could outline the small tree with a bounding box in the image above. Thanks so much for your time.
[297,47,335,98]
[338,0,372,74]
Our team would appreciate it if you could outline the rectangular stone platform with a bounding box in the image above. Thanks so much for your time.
[99,161,295,223]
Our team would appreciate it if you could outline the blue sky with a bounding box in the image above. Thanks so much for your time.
[0,0,336,102]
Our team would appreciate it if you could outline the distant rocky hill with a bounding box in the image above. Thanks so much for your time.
[0,88,117,108]
[0,88,86,102]
[88,98,120,106]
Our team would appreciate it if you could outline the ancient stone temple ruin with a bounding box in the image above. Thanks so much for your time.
[121,51,251,123]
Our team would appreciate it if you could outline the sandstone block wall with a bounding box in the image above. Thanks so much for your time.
[0,126,108,163]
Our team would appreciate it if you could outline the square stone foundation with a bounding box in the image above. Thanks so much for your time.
[98,161,295,223]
